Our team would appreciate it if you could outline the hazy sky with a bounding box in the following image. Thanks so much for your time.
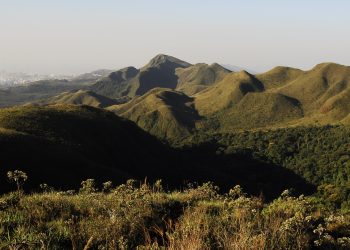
[1,0,350,74]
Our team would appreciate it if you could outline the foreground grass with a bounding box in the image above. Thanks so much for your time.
[0,181,349,249]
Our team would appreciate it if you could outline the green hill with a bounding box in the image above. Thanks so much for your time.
[108,88,200,138]
[175,63,231,95]
[275,63,350,112]
[114,62,350,139]
[33,89,124,108]
[256,66,304,89]
[194,71,264,116]
[219,92,303,130]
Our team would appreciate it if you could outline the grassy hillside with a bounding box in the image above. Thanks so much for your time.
[118,62,350,139]
[194,71,264,116]
[108,88,200,138]
[33,90,124,108]
[218,92,303,130]
[175,63,231,95]
[256,66,304,89]
[0,182,348,249]
[275,63,350,113]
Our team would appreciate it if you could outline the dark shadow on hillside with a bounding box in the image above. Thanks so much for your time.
[0,134,315,200]
[137,62,180,96]
[0,105,314,200]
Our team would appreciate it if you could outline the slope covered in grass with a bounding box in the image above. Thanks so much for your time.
[275,63,350,113]
[256,66,304,89]
[121,62,350,137]
[34,89,123,108]
[219,92,303,130]
[108,88,200,138]
[194,71,264,116]
[175,63,231,95]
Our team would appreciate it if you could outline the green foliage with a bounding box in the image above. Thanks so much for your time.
[181,125,350,209]
[79,179,97,194]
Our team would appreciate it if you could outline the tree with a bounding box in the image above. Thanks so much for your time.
[80,179,97,194]
[7,170,28,194]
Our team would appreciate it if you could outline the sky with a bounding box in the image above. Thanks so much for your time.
[0,0,350,74]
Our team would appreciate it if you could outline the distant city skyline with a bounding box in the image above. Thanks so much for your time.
[1,0,350,74]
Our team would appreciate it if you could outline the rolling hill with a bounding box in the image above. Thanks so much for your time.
[111,61,350,139]
[256,66,304,89]
[108,88,200,138]
[194,70,264,116]
[33,89,125,108]
[175,63,231,95]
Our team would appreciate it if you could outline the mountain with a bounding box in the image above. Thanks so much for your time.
[113,62,350,139]
[91,55,233,99]
[108,88,200,138]
[33,90,126,108]
[175,63,231,95]
[90,54,192,98]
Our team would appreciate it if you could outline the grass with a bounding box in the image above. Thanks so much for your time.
[0,180,349,249]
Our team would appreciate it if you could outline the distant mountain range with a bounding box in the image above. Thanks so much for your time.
[0,71,72,87]
[6,54,348,139]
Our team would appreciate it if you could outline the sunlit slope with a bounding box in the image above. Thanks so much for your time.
[34,90,123,108]
[194,71,264,116]
[175,63,231,95]
[108,88,200,138]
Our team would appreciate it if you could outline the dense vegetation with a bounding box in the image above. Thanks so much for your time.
[0,179,349,249]
[178,125,350,210]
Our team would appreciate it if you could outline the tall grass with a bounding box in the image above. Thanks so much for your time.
[0,181,349,249]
